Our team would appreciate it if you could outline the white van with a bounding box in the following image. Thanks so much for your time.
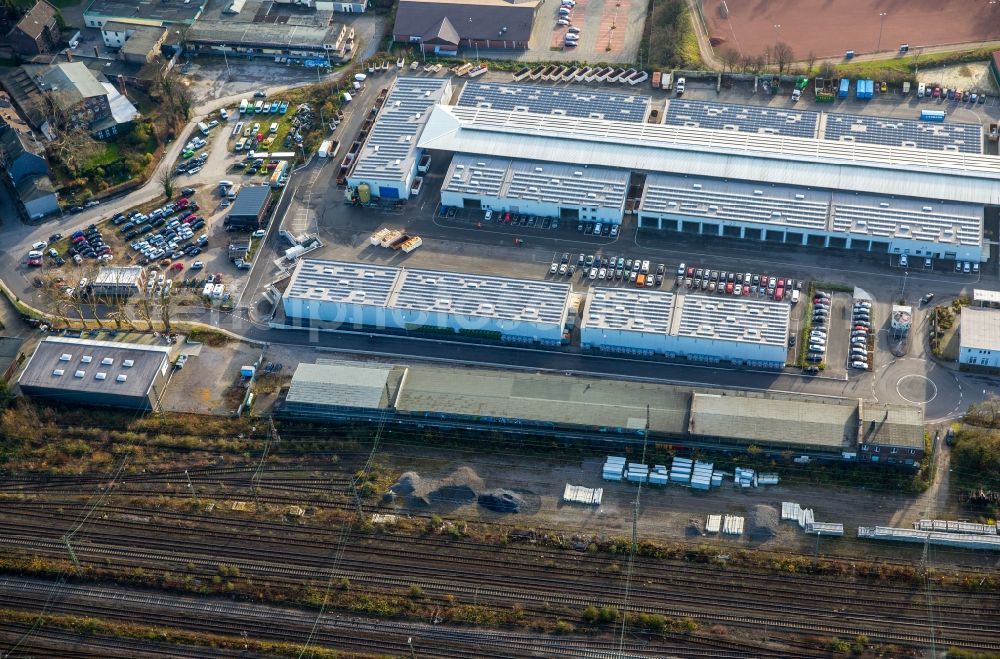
[269,122,278,134]
[917,82,926,98]
[239,99,248,113]
[197,121,209,135]
[790,289,800,304]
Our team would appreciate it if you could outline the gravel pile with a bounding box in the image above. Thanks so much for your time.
[390,466,485,507]
[478,489,526,513]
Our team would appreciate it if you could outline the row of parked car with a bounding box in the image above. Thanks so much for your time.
[681,266,803,302]
[548,253,670,287]
[847,300,874,370]
[917,83,988,103]
[804,291,834,371]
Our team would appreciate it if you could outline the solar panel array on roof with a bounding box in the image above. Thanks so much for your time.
[584,289,675,333]
[443,154,629,211]
[641,174,829,230]
[284,260,401,305]
[823,112,982,154]
[351,77,451,182]
[831,196,982,246]
[458,81,650,123]
[392,269,570,325]
[675,295,789,347]
[665,99,819,138]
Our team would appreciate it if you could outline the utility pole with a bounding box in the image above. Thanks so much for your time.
[185,469,195,499]
[877,12,887,52]
[617,406,650,658]
[62,535,81,570]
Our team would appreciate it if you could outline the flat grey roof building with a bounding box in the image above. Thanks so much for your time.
[688,392,855,449]
[350,77,451,185]
[84,0,206,26]
[960,307,1000,352]
[286,361,394,410]
[443,155,629,213]
[859,402,925,450]
[284,259,402,307]
[582,288,675,335]
[92,266,144,295]
[394,365,691,435]
[18,337,171,409]
[675,294,789,349]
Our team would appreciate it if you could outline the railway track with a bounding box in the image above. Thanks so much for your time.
[0,505,996,652]
[0,576,672,659]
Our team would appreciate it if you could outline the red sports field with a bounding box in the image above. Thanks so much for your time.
[704,0,1000,60]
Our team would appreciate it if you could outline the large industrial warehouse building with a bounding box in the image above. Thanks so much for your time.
[580,288,790,368]
[17,337,172,410]
[281,359,926,465]
[347,77,452,200]
[280,259,573,344]
[419,91,996,263]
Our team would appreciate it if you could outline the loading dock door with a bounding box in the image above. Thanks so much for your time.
[559,207,580,220]
[462,197,482,209]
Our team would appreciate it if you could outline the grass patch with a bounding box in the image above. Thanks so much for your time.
[186,328,234,347]
[644,0,702,70]
[832,47,999,84]
[83,142,121,169]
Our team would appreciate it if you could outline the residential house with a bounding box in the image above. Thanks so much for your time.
[393,0,541,54]
[7,1,59,57]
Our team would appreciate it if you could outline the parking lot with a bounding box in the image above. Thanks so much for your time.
[513,0,648,63]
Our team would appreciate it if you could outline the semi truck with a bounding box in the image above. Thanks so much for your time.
[790,76,809,101]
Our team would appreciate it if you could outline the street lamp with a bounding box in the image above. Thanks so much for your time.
[877,12,887,52]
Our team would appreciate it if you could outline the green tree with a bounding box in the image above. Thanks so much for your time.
[159,169,174,199]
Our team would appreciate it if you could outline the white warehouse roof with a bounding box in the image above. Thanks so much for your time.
[960,307,1000,352]
[583,288,675,334]
[392,267,571,326]
[284,259,572,330]
[675,294,789,348]
[443,154,629,212]
[351,77,451,184]
[419,105,1000,205]
[284,259,401,306]
[641,173,984,248]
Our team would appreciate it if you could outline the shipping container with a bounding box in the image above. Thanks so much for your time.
[920,109,946,122]
[838,78,850,98]
[652,71,661,88]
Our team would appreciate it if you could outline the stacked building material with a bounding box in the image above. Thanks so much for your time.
[670,457,692,484]
[602,456,626,481]
[563,483,603,505]
[649,465,669,485]
[722,515,745,535]
[859,526,1000,550]
[914,519,997,535]
[735,467,757,488]
[781,501,842,535]
[706,514,722,533]
[691,460,714,491]
[626,462,650,483]
[757,473,780,486]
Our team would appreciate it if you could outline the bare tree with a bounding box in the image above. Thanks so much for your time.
[773,42,794,74]
[749,55,766,74]
[720,47,740,73]
[159,169,174,200]
[818,61,836,80]
[805,51,817,74]
[738,55,753,73]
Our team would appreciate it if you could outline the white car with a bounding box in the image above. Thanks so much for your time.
[32,241,47,250]
[568,26,581,34]
[850,361,869,369]
[220,109,229,121]
[252,229,266,238]
[191,261,205,269]
[550,263,559,274]
[557,18,570,26]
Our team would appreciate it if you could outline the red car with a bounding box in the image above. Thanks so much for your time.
[504,211,512,222]
[27,257,42,267]
[742,285,750,296]
[170,262,184,271]
[932,87,941,98]
[72,235,86,243]
[176,198,190,208]
[182,212,196,222]
[725,282,734,294]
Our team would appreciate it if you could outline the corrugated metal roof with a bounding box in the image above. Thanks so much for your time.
[286,361,391,408]
[419,105,1000,205]
[688,392,854,448]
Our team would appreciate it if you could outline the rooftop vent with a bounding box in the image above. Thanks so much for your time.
[52,369,64,376]
[59,354,72,361]
[753,190,763,196]
[879,202,890,208]
[122,359,134,368]
[116,374,127,382]
[95,372,107,380]
[81,355,92,363]
[534,167,543,172]
[922,206,933,212]
[794,194,805,200]
[101,357,114,365]
[74,370,85,378]
[692,183,702,189]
